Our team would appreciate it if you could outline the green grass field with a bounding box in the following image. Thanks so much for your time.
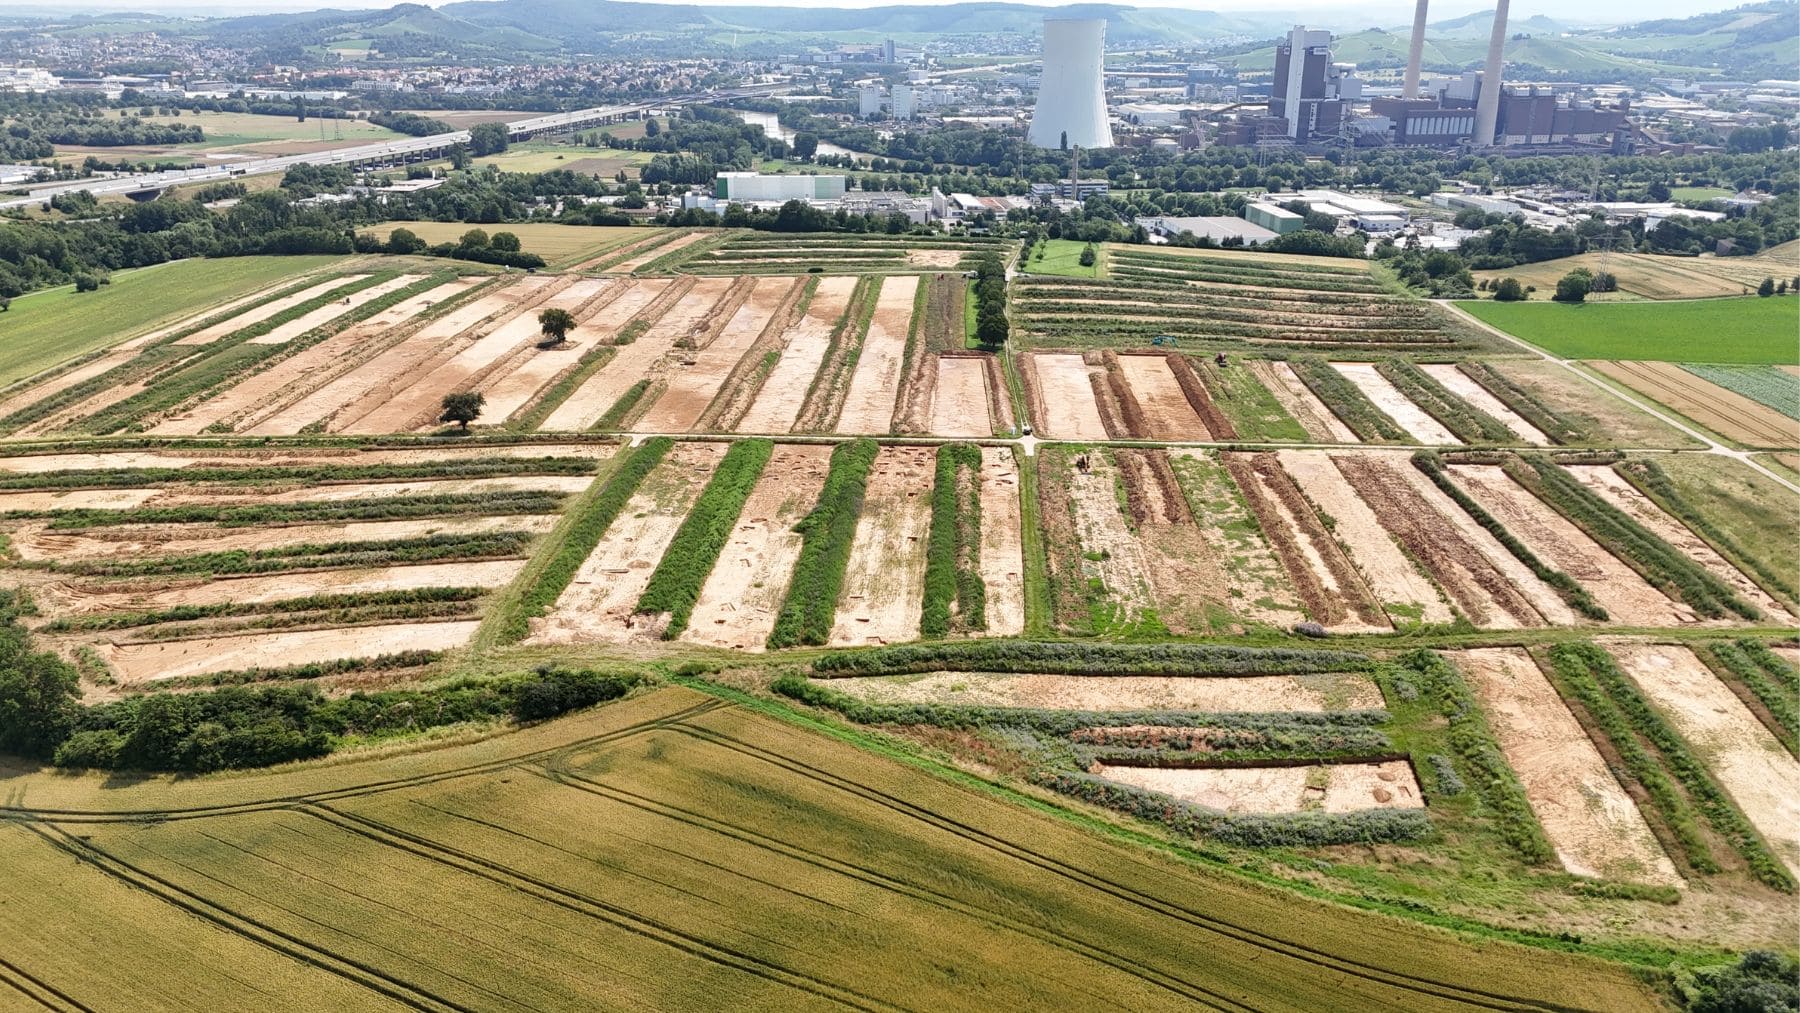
[1457,296,1800,364]
[1671,186,1733,203]
[0,685,1661,1010]
[0,255,342,386]
[1023,238,1105,278]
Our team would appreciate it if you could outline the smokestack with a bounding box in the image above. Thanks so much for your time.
[1473,0,1508,146]
[1403,0,1429,99]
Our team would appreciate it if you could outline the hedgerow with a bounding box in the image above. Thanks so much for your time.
[810,640,1371,676]
[493,437,672,644]
[1412,452,1607,620]
[1509,456,1760,621]
[1288,356,1410,442]
[1614,458,1797,603]
[29,489,568,530]
[39,587,484,633]
[920,443,985,638]
[1456,360,1584,444]
[635,439,772,638]
[0,456,598,492]
[1547,642,1795,890]
[50,531,533,578]
[768,438,878,648]
[1377,359,1516,443]
[1701,640,1799,755]
[591,379,652,431]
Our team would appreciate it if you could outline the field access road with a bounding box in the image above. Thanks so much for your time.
[1437,301,1800,496]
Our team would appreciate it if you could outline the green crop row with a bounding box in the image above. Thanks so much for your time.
[490,437,671,645]
[635,439,772,639]
[1510,456,1760,621]
[123,599,482,641]
[811,640,1371,676]
[51,530,533,579]
[920,443,986,638]
[1702,641,1798,755]
[0,455,597,492]
[1412,452,1608,620]
[1547,642,1794,891]
[29,489,568,530]
[591,379,652,431]
[1614,458,1797,603]
[1288,356,1410,442]
[1406,651,1556,865]
[768,438,879,648]
[39,587,484,633]
[1739,639,1800,695]
[1456,361,1584,444]
[1378,359,1516,443]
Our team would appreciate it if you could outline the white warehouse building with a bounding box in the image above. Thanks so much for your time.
[714,173,847,202]
[1028,18,1113,149]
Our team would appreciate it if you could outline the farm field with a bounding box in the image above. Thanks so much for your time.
[1458,296,1800,363]
[360,221,644,269]
[1591,360,1798,447]
[1470,242,1800,300]
[676,231,1006,275]
[52,111,406,160]
[0,686,1663,1011]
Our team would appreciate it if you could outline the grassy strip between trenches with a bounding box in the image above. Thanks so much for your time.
[487,437,669,645]
[48,531,533,578]
[507,346,618,432]
[1614,457,1798,604]
[26,489,569,530]
[1547,642,1794,891]
[768,438,878,648]
[1412,452,1608,620]
[591,379,652,432]
[1287,356,1410,442]
[810,640,1372,676]
[1378,359,1515,443]
[39,587,484,633]
[1456,360,1585,444]
[119,600,483,641]
[0,456,599,492]
[1401,650,1556,865]
[144,649,444,690]
[634,438,772,639]
[1508,455,1760,621]
[920,443,985,638]
[1700,640,1799,757]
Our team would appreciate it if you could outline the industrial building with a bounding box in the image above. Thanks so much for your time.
[1244,203,1304,235]
[714,173,846,202]
[1137,216,1279,245]
[1027,18,1113,149]
[1269,27,1352,143]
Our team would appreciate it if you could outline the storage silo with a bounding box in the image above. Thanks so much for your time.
[1027,18,1113,149]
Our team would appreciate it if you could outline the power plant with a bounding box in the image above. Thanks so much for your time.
[1028,17,1113,150]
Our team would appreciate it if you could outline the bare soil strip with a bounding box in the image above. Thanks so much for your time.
[1332,362,1460,445]
[929,357,995,437]
[607,231,704,273]
[1117,354,1211,440]
[149,278,461,436]
[535,279,684,431]
[1611,643,1800,877]
[1594,360,1798,448]
[734,277,860,434]
[633,277,796,432]
[242,278,530,435]
[102,620,479,684]
[978,447,1026,637]
[1278,450,1453,626]
[531,442,725,644]
[1028,353,1110,440]
[985,357,1016,435]
[247,275,420,346]
[473,279,623,423]
[823,671,1381,711]
[1224,452,1388,632]
[1332,454,1555,628]
[0,475,593,514]
[1250,360,1360,443]
[1165,450,1306,633]
[44,560,523,614]
[1423,364,1550,445]
[836,275,922,434]
[1447,464,1687,625]
[0,350,139,421]
[542,277,736,431]
[1094,761,1424,814]
[0,442,609,474]
[681,444,833,650]
[12,514,553,563]
[1566,465,1790,620]
[1455,647,1681,885]
[569,230,669,272]
[828,445,934,646]
[175,276,370,346]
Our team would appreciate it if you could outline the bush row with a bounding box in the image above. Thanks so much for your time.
[1036,770,1432,848]
[1511,456,1760,621]
[1022,300,1427,333]
[1549,642,1793,890]
[1703,640,1799,754]
[634,439,772,639]
[810,640,1371,676]
[1288,357,1410,442]
[126,599,480,641]
[1412,452,1608,620]
[1455,361,1583,445]
[1108,265,1389,297]
[53,530,533,579]
[920,443,986,639]
[1107,251,1375,281]
[768,439,878,648]
[591,379,652,431]
[40,587,484,633]
[1068,723,1392,764]
[31,489,568,530]
[1401,651,1556,864]
[1615,458,1797,603]
[159,649,443,689]
[493,437,671,644]
[0,455,598,492]
[1377,359,1516,443]
[1014,277,1412,311]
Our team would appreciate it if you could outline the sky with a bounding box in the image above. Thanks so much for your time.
[8,0,1738,25]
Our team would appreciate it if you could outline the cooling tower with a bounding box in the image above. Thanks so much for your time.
[1473,0,1509,145]
[1028,18,1113,149]
[1403,0,1429,99]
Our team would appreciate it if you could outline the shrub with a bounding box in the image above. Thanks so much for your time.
[1492,277,1526,301]
[769,439,878,648]
[635,439,772,638]
[1553,269,1592,304]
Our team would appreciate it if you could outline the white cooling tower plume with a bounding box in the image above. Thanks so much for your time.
[1028,18,1113,149]
[1473,0,1509,145]
[1403,0,1429,99]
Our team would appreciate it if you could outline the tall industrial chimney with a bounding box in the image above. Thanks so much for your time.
[1028,18,1113,149]
[1402,0,1429,99]
[1473,0,1509,146]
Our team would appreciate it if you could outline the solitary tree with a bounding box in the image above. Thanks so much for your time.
[468,121,509,157]
[440,391,485,431]
[386,227,424,254]
[1757,277,1776,297]
[1554,269,1593,304]
[538,307,577,347]
[1492,277,1526,302]
[1078,243,1097,268]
